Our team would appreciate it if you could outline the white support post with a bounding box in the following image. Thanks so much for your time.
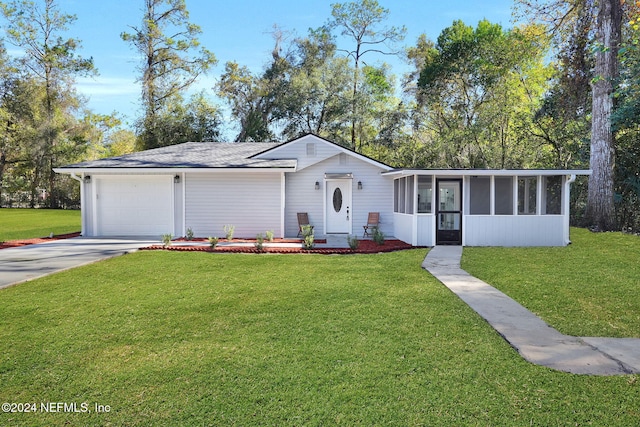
[412,174,418,246]
[280,172,286,238]
[536,175,542,215]
[513,176,519,215]
[91,176,98,236]
[563,175,576,244]
[431,175,436,214]
[413,174,418,215]
[181,173,186,238]
[490,175,495,216]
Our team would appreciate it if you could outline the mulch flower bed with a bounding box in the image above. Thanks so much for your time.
[0,232,82,250]
[141,238,415,254]
[0,234,416,254]
[172,237,329,244]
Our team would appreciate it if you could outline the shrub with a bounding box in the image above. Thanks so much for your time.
[162,233,173,247]
[372,227,385,245]
[186,227,194,241]
[255,233,265,251]
[265,230,274,242]
[223,224,235,240]
[347,235,360,250]
[208,236,219,248]
[301,225,314,250]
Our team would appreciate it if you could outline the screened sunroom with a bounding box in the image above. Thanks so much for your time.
[383,169,591,247]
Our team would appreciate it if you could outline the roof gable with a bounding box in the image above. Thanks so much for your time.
[252,134,393,172]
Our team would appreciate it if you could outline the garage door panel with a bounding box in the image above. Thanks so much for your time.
[96,176,173,236]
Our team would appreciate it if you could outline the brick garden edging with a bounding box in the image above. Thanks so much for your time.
[0,232,82,250]
[140,239,415,255]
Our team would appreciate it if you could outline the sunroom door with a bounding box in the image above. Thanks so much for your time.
[436,179,462,245]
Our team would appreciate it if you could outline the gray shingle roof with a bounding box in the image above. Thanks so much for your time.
[61,142,295,169]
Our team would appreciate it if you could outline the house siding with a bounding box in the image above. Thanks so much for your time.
[255,134,343,171]
[185,172,282,238]
[416,214,434,246]
[285,154,393,238]
[464,215,565,246]
[392,213,414,244]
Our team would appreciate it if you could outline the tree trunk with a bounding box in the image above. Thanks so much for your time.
[351,60,359,151]
[586,0,621,231]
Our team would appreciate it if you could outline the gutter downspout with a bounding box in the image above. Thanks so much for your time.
[564,174,577,245]
[69,173,85,236]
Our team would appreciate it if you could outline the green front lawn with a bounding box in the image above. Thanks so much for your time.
[0,208,81,242]
[462,227,640,338]
[1,248,639,426]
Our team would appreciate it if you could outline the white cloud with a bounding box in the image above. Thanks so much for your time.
[76,76,139,96]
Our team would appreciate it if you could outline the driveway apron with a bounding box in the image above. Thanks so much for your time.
[0,237,158,289]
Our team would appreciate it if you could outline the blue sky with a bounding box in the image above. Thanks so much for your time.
[58,0,515,130]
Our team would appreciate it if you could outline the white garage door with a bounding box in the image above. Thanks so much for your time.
[96,176,173,236]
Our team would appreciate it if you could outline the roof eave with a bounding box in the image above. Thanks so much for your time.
[54,166,297,174]
[381,169,592,177]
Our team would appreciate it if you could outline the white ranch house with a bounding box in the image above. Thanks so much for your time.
[55,134,590,246]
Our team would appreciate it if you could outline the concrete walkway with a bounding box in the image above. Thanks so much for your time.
[0,237,158,290]
[422,246,640,375]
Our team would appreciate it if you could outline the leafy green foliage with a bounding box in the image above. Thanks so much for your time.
[254,233,265,251]
[612,3,640,231]
[347,234,360,250]
[134,92,222,150]
[185,227,194,241]
[416,20,553,169]
[265,230,274,242]
[161,233,172,247]
[207,236,219,248]
[223,224,235,240]
[301,224,314,249]
[216,60,278,142]
[1,0,96,208]
[329,0,406,150]
[372,226,385,245]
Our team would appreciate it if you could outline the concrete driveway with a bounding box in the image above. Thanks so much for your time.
[0,237,159,290]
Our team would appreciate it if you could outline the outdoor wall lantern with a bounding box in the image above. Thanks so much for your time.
[83,175,91,184]
[315,181,320,190]
[357,181,363,190]
[174,174,181,184]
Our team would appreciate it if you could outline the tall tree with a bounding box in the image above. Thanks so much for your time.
[516,0,628,229]
[122,0,216,149]
[1,0,95,208]
[281,27,353,142]
[610,2,640,230]
[329,0,405,150]
[516,0,595,168]
[217,29,292,142]
[586,0,622,230]
[147,92,222,147]
[0,41,16,206]
[416,20,552,168]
